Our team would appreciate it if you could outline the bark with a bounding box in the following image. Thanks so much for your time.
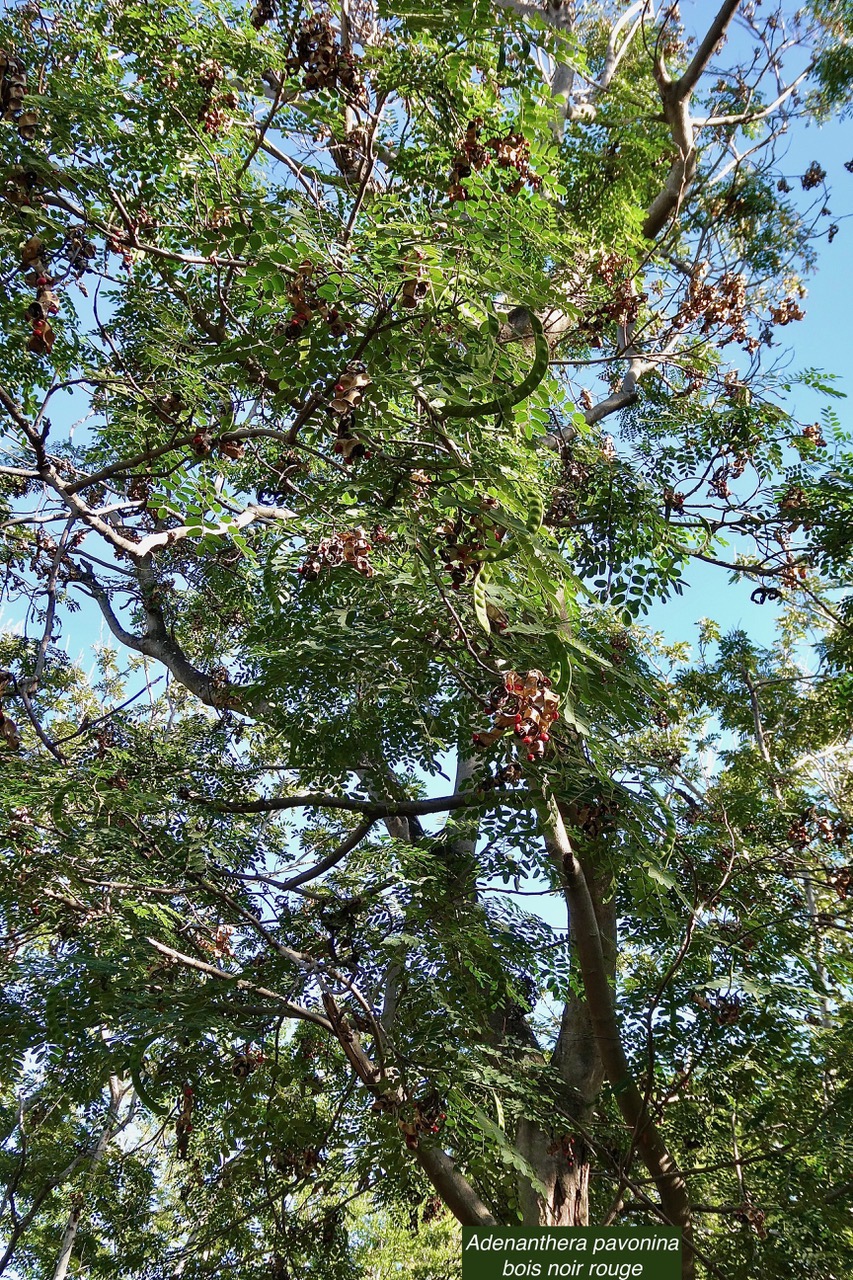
[542,796,695,1279]
[516,1118,591,1226]
[641,86,697,242]
[414,1147,499,1226]
[49,1088,129,1280]
[51,1200,84,1280]
[516,853,616,1226]
[642,0,743,240]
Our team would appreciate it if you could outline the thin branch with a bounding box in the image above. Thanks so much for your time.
[696,63,812,126]
[144,937,333,1031]
[273,817,377,891]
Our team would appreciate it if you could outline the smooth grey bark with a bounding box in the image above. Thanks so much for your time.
[516,850,617,1226]
[49,1100,131,1280]
[542,796,695,1279]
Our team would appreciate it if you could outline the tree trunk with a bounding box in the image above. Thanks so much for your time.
[517,858,616,1226]
[517,1117,591,1225]
[51,1201,84,1280]
[50,1077,128,1280]
[543,799,695,1279]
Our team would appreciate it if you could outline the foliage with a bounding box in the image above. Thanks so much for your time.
[1,1,853,1278]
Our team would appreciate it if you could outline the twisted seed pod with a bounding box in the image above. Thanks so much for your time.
[473,487,544,565]
[473,561,492,632]
[439,313,548,420]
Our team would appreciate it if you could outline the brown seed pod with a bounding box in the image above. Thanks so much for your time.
[26,320,55,355]
[218,438,245,460]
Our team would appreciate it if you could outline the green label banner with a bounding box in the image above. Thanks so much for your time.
[462,1228,682,1280]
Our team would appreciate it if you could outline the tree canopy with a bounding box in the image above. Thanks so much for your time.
[2,1,853,1277]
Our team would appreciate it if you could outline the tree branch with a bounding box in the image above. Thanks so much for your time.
[73,561,269,716]
[674,0,742,99]
[145,938,334,1030]
[414,1146,499,1226]
[600,1,651,95]
[198,788,532,817]
[271,817,377,892]
[643,0,743,242]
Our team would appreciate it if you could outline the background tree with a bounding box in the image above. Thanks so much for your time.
[2,1,853,1277]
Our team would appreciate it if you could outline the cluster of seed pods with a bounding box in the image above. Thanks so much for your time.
[0,49,36,139]
[21,237,59,354]
[328,362,371,463]
[397,1100,448,1151]
[436,499,505,590]
[448,119,542,202]
[282,259,347,341]
[400,248,428,309]
[298,528,374,580]
[472,669,559,761]
[287,15,361,96]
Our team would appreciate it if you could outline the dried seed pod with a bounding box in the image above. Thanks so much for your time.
[26,319,55,355]
[250,0,276,27]
[16,109,37,140]
[197,59,224,90]
[282,316,307,340]
[326,307,347,336]
[20,235,44,269]
[333,432,367,463]
[0,710,21,749]
[39,290,59,315]
[191,429,213,457]
[218,438,245,460]
[337,370,371,390]
[0,50,27,119]
[801,161,826,190]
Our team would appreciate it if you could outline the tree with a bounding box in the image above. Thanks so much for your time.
[1,1,853,1276]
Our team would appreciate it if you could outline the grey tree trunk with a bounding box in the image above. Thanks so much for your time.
[50,1076,130,1280]
[517,859,616,1225]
